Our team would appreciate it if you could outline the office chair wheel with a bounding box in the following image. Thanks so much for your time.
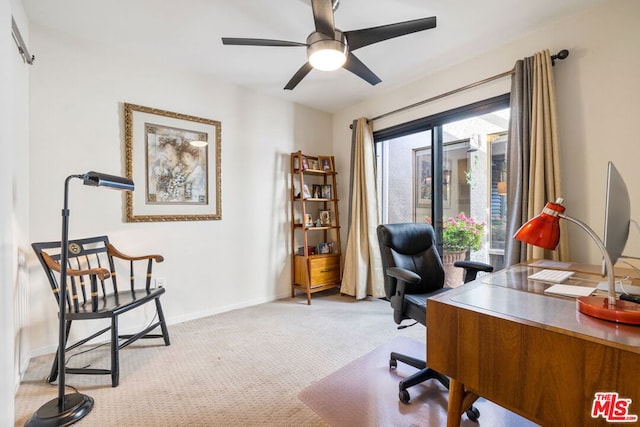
[399,389,411,404]
[466,405,480,422]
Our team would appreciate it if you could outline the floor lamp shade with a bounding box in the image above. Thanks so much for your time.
[514,198,640,325]
[26,171,134,427]
[83,171,134,190]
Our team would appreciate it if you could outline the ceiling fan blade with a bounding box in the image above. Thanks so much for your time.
[284,62,314,90]
[311,0,335,37]
[344,16,437,51]
[343,53,381,86]
[222,37,307,47]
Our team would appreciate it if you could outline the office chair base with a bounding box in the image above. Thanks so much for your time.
[390,351,480,421]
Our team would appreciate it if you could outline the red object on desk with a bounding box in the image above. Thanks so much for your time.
[577,296,640,325]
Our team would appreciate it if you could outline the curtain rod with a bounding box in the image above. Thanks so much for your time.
[351,49,569,128]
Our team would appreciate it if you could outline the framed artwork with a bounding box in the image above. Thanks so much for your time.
[304,213,313,226]
[317,242,331,254]
[312,184,323,199]
[321,185,332,199]
[309,158,320,170]
[124,103,221,222]
[302,184,311,199]
[414,147,432,208]
[318,156,333,172]
[319,209,332,226]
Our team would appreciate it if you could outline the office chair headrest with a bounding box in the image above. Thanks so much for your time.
[377,222,436,255]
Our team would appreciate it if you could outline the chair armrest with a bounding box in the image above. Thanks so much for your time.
[386,266,421,286]
[106,243,164,263]
[454,260,494,283]
[41,252,111,280]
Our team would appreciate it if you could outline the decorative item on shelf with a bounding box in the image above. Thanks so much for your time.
[318,156,333,172]
[301,156,309,170]
[316,218,322,227]
[321,184,332,199]
[319,209,332,226]
[298,246,316,256]
[312,184,322,199]
[514,197,640,325]
[429,213,486,288]
[317,242,331,254]
[309,158,320,170]
[304,213,313,227]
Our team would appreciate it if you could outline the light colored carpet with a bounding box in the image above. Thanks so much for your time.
[15,291,536,426]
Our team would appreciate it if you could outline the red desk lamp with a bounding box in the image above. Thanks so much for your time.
[514,198,640,325]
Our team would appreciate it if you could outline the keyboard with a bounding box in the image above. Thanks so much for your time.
[528,269,575,283]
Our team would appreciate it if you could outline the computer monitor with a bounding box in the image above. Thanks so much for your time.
[602,161,630,275]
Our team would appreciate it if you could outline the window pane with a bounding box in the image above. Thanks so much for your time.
[441,108,509,270]
[376,130,432,224]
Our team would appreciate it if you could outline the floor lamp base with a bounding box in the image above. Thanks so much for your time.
[577,296,640,325]
[25,392,94,427]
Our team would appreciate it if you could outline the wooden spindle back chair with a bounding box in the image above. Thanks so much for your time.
[32,235,170,387]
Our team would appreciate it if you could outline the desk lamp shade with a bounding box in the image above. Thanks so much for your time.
[514,200,564,250]
[514,198,640,325]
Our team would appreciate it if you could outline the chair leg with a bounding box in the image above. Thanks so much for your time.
[155,298,171,346]
[47,320,72,383]
[111,317,119,387]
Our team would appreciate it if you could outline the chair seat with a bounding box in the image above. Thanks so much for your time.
[69,287,166,319]
[404,288,450,325]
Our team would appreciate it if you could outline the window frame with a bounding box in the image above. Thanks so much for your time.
[373,94,510,255]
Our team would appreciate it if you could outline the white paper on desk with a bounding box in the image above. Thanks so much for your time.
[543,284,595,297]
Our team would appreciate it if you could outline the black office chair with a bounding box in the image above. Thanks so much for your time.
[377,223,493,420]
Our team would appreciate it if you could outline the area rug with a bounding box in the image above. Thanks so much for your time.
[298,336,538,427]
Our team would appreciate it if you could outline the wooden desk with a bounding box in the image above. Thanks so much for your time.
[426,263,640,427]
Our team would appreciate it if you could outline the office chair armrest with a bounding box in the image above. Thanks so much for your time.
[386,267,421,286]
[106,243,165,263]
[454,260,494,283]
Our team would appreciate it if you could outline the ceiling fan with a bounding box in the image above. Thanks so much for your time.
[222,0,436,90]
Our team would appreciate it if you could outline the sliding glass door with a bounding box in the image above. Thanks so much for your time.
[375,95,510,269]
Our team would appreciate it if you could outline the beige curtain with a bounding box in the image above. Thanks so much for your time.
[505,49,568,264]
[340,118,384,299]
[528,50,568,260]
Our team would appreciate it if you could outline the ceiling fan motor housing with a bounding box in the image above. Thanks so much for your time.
[306,30,348,71]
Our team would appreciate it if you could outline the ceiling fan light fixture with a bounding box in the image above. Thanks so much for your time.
[307,32,347,71]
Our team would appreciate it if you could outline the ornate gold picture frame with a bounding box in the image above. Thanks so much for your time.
[124,103,222,222]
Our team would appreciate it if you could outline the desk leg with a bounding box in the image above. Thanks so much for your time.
[447,379,479,427]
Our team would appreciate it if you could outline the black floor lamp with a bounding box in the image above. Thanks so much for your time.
[26,171,134,427]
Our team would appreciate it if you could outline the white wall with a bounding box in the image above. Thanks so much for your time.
[1,3,14,424]
[333,0,640,266]
[3,0,31,424]
[27,24,332,355]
